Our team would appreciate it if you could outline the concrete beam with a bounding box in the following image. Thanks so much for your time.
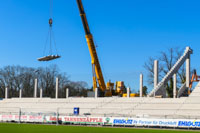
[140,74,143,97]
[173,73,177,98]
[5,87,8,99]
[95,88,98,98]
[55,77,58,99]
[34,78,38,98]
[186,54,190,88]
[127,87,130,98]
[40,88,43,98]
[19,89,22,98]
[66,88,69,98]
[154,60,158,90]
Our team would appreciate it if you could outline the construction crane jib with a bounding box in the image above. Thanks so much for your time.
[76,0,106,93]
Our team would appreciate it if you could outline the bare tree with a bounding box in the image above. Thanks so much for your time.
[0,65,89,98]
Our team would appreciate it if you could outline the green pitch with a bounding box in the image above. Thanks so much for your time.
[0,123,199,133]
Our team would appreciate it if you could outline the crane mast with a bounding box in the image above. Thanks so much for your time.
[76,0,106,92]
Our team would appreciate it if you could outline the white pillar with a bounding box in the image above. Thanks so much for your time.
[140,74,143,97]
[40,88,43,98]
[127,87,130,98]
[55,77,58,99]
[173,74,177,98]
[34,78,38,98]
[19,89,22,98]
[5,87,8,99]
[95,88,98,98]
[186,54,190,88]
[154,60,158,89]
[66,88,69,98]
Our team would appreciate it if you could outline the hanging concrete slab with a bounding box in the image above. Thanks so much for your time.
[37,55,61,61]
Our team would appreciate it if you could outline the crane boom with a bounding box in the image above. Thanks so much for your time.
[76,0,106,92]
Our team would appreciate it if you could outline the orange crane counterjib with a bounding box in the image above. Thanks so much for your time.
[76,0,106,92]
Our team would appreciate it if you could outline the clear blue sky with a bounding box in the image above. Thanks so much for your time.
[0,0,200,92]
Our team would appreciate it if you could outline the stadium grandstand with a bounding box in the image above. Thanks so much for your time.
[0,0,199,131]
[0,82,200,129]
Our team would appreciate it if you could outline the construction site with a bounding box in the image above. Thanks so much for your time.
[0,0,200,130]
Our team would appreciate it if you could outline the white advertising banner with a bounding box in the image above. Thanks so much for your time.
[103,117,200,128]
[0,115,43,122]
[108,117,178,127]
[177,119,200,128]
[61,116,104,124]
[0,114,200,128]
[0,115,15,121]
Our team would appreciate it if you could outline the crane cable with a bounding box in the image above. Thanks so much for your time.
[50,0,53,18]
[49,0,53,55]
[43,0,58,56]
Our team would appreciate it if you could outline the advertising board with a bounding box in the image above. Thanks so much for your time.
[0,114,200,128]
[61,116,103,124]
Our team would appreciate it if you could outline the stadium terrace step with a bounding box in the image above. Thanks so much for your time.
[189,81,200,97]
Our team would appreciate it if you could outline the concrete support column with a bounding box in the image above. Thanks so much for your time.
[5,87,8,99]
[40,88,43,98]
[34,78,38,98]
[66,88,69,98]
[154,60,158,97]
[55,77,58,99]
[173,74,177,98]
[19,89,22,98]
[95,88,98,98]
[186,55,190,88]
[140,74,143,97]
[154,60,158,89]
[127,87,130,98]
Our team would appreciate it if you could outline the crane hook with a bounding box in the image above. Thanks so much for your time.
[49,18,53,27]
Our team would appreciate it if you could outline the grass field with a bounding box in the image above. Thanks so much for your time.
[0,123,199,133]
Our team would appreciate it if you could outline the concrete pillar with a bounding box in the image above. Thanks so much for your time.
[127,87,130,98]
[5,87,8,99]
[95,88,98,98]
[173,74,177,98]
[40,88,43,98]
[154,60,158,89]
[66,88,69,98]
[55,77,58,99]
[34,78,38,98]
[140,74,143,97]
[19,89,22,98]
[186,54,190,88]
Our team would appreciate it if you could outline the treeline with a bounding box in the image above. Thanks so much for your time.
[0,65,89,98]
